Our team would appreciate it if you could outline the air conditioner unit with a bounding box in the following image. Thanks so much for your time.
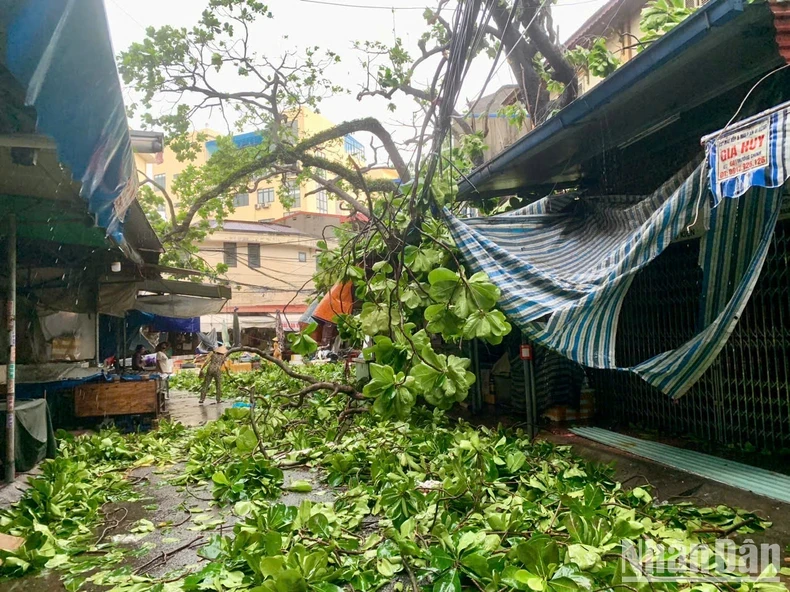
[254,203,271,210]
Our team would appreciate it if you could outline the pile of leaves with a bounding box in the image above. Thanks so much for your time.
[0,364,786,592]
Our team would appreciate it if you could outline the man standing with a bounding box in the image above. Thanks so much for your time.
[199,345,228,405]
[155,342,172,402]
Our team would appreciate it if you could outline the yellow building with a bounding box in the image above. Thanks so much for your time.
[138,109,390,330]
[147,109,372,222]
[566,0,708,94]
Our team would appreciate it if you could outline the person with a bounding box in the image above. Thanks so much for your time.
[155,342,172,402]
[199,345,227,405]
[131,345,145,371]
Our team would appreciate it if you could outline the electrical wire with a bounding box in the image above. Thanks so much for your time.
[298,0,603,10]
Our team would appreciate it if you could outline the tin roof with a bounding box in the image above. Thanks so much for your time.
[209,220,310,236]
[458,0,786,199]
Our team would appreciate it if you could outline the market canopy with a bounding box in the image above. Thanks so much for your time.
[0,0,145,257]
[445,103,790,399]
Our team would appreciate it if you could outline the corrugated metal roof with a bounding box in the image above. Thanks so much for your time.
[571,427,790,504]
[770,2,790,63]
[209,220,309,236]
[458,0,785,199]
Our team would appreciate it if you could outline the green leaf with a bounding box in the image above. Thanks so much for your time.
[236,426,258,453]
[566,544,601,571]
[433,568,461,592]
[274,568,307,592]
[260,556,286,578]
[613,518,645,539]
[548,577,579,592]
[285,480,313,493]
[428,267,460,302]
[308,513,332,538]
[460,553,490,577]
[516,536,560,578]
[234,500,254,516]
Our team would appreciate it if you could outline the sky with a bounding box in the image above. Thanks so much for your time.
[105,0,608,147]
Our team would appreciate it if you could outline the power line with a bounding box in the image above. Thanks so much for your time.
[298,0,602,9]
[298,0,426,9]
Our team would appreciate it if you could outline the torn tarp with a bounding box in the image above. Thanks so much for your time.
[445,160,784,399]
[1,0,138,245]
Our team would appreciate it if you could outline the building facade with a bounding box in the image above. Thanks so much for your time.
[148,109,369,222]
[139,109,383,327]
[565,0,709,95]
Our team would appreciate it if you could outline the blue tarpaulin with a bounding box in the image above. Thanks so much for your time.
[2,0,138,249]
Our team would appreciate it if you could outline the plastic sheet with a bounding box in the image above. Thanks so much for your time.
[2,0,138,246]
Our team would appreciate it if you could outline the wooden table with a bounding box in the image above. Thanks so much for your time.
[74,380,159,418]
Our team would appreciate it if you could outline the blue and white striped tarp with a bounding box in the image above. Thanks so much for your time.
[445,161,784,399]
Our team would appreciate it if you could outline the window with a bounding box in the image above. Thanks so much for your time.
[223,242,237,267]
[248,243,260,268]
[316,190,328,213]
[314,150,326,179]
[153,173,166,190]
[286,183,301,209]
[233,193,249,207]
[298,251,307,263]
[344,135,365,160]
[257,188,275,204]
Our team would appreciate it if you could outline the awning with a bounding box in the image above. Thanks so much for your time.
[312,283,353,323]
[99,279,230,318]
[1,0,140,249]
[135,295,226,318]
[200,313,302,332]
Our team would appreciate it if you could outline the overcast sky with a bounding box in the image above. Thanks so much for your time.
[106,0,607,144]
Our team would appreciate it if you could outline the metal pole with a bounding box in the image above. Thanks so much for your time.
[95,289,101,368]
[522,335,537,439]
[122,312,127,371]
[5,215,17,483]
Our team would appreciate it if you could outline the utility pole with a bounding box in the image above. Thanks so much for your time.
[5,215,17,483]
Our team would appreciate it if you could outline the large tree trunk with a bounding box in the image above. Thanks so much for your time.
[490,1,551,123]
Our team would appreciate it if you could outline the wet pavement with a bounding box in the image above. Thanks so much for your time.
[163,388,234,427]
[0,390,333,591]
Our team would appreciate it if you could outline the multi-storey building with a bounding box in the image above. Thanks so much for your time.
[140,108,393,334]
[565,0,709,95]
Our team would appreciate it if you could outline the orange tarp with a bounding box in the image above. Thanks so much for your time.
[313,283,353,323]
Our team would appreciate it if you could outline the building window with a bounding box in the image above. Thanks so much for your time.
[223,242,237,267]
[258,188,275,204]
[286,183,301,209]
[248,243,260,268]
[298,251,307,263]
[284,118,299,139]
[153,173,166,190]
[314,150,327,179]
[233,193,249,207]
[316,190,328,213]
[344,135,365,160]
